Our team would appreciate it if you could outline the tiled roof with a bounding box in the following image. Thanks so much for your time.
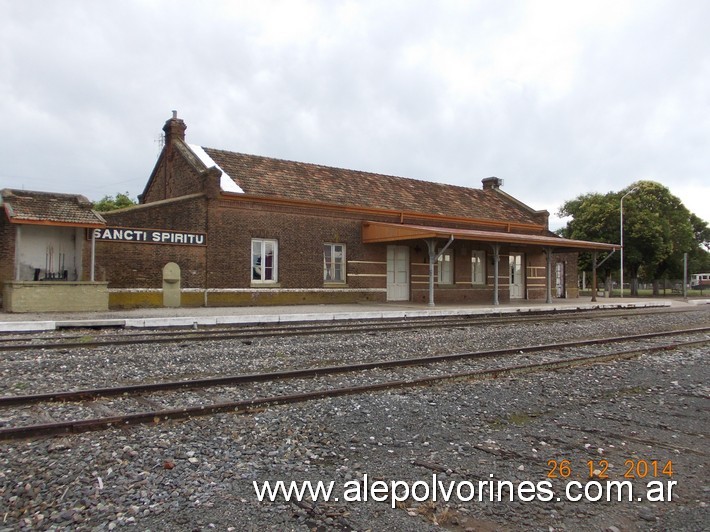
[1,189,105,227]
[201,147,545,226]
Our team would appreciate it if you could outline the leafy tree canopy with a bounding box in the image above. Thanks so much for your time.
[558,181,709,290]
[93,192,137,212]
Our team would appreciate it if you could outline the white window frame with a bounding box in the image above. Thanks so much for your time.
[437,250,453,285]
[251,238,278,283]
[323,243,346,283]
[471,250,486,285]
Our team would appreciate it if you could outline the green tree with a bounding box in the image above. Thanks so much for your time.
[93,192,137,212]
[557,192,618,283]
[689,213,710,251]
[558,181,704,296]
[687,213,710,275]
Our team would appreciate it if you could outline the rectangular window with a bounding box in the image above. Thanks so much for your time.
[472,250,486,285]
[324,243,346,283]
[437,250,453,284]
[252,239,278,282]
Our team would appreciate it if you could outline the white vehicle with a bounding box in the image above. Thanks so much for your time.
[690,273,710,290]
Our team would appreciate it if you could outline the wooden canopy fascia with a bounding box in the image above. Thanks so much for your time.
[361,221,619,252]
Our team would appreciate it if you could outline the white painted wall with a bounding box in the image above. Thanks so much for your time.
[15,225,83,281]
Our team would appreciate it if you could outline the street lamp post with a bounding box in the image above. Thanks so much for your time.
[620,187,638,298]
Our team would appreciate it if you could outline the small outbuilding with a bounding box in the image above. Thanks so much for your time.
[93,112,617,309]
[0,189,108,312]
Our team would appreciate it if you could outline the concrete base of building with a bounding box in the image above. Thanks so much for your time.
[3,281,109,313]
[107,288,387,309]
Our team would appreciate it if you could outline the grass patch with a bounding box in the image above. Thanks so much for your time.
[602,386,645,399]
[508,412,538,425]
[487,411,540,426]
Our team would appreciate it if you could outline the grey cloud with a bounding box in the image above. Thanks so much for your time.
[1,0,708,227]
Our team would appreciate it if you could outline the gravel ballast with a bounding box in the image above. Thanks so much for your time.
[0,308,708,531]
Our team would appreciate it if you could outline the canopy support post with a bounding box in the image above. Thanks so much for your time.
[591,251,598,302]
[492,243,500,306]
[545,247,553,304]
[425,235,454,307]
[90,229,96,282]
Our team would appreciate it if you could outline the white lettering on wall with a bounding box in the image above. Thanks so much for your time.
[93,228,206,246]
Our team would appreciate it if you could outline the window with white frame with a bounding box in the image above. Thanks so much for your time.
[251,239,278,282]
[471,250,486,285]
[324,243,346,283]
[437,250,453,284]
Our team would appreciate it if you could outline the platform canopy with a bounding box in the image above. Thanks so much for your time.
[361,221,618,252]
[362,220,617,307]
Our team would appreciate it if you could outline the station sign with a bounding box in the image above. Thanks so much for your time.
[91,227,207,246]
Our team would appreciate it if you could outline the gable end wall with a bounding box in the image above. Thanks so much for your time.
[142,144,205,203]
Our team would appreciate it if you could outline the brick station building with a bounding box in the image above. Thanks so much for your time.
[94,112,617,309]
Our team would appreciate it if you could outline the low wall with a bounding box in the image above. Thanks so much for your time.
[3,281,109,313]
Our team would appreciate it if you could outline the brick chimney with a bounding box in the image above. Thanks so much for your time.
[481,177,504,190]
[162,110,186,144]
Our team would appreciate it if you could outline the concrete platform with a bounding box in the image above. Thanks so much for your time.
[0,297,691,333]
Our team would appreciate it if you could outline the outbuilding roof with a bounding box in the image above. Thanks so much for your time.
[1,188,106,228]
[198,146,547,226]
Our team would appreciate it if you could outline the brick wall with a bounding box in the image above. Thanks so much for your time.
[95,196,208,289]
[92,190,579,306]
[0,217,16,298]
[205,198,389,289]
[524,250,547,300]
[557,252,580,298]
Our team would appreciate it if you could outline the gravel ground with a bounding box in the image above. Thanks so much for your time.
[1,331,707,430]
[0,308,708,531]
[1,309,708,395]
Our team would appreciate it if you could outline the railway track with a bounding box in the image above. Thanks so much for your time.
[0,305,704,352]
[1,326,707,441]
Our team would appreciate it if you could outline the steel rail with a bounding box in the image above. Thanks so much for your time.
[1,326,708,407]
[1,339,706,441]
[0,306,705,352]
[0,336,707,441]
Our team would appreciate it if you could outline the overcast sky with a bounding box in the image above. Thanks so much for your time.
[1,0,708,230]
